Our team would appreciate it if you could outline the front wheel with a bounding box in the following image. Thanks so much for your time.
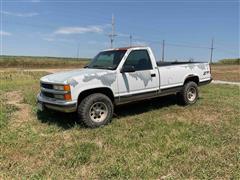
[179,81,199,105]
[78,93,113,128]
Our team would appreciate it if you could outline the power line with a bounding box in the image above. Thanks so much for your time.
[5,20,236,53]
[214,46,239,56]
[165,42,210,49]
[214,48,239,56]
[2,18,239,59]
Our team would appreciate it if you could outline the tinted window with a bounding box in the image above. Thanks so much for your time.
[124,50,152,71]
[87,50,126,70]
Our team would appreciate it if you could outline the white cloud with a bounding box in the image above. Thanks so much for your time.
[43,37,74,43]
[0,31,12,36]
[1,11,39,17]
[54,26,103,35]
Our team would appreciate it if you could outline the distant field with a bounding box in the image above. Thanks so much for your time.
[1,56,239,82]
[0,56,89,68]
[211,64,240,82]
[0,71,239,179]
[218,58,239,65]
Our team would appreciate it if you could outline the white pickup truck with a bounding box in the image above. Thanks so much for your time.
[37,46,212,128]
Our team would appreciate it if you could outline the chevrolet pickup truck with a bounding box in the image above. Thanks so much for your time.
[37,46,212,128]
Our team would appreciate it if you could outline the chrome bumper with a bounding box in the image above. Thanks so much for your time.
[37,93,77,113]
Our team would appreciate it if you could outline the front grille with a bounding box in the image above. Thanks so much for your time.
[41,83,53,89]
[42,92,54,98]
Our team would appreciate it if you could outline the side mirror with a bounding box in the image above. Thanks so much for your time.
[121,65,135,73]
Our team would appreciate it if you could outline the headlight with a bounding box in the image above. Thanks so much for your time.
[53,85,64,91]
[53,85,70,91]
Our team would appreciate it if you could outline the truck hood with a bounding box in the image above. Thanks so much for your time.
[40,68,115,84]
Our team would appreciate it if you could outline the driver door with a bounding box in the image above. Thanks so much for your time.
[117,49,159,99]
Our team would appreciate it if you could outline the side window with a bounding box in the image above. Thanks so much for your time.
[124,50,152,71]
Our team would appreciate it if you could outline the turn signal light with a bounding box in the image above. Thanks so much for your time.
[64,94,72,101]
[64,85,71,91]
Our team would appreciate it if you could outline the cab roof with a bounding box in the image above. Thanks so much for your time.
[103,46,148,51]
[114,46,146,50]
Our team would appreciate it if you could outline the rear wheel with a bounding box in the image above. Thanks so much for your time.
[78,93,113,128]
[179,81,198,105]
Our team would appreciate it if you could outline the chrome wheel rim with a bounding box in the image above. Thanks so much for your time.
[89,102,108,122]
[187,87,197,101]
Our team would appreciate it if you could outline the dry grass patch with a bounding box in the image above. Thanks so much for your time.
[5,91,33,128]
[211,64,240,82]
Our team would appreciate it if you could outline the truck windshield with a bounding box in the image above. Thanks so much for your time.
[86,50,127,70]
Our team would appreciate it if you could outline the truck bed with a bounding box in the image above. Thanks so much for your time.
[157,61,211,90]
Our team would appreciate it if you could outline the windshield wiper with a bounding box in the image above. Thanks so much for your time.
[92,65,105,69]
[88,65,115,70]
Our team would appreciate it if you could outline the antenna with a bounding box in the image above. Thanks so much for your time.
[109,14,117,48]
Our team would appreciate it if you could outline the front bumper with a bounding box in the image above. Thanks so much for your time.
[37,93,77,113]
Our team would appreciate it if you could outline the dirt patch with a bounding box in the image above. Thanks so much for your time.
[5,91,33,127]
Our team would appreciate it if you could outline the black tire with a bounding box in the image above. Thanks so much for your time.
[78,93,113,128]
[179,81,198,105]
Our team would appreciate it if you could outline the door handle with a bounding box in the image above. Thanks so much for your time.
[151,73,156,77]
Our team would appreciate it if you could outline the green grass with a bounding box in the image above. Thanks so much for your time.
[0,71,239,179]
[0,55,89,68]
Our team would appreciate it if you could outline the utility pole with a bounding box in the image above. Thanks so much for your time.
[109,14,117,48]
[161,40,165,62]
[210,38,214,64]
[77,43,80,59]
[129,34,132,47]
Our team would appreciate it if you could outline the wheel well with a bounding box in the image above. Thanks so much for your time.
[184,75,199,85]
[77,88,114,105]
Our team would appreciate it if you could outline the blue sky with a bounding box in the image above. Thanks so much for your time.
[1,0,239,62]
